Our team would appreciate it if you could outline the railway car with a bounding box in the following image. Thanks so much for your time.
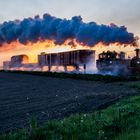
[3,55,29,69]
[38,49,95,71]
[11,55,29,67]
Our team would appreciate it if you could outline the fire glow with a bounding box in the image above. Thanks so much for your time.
[0,40,136,65]
[0,39,90,64]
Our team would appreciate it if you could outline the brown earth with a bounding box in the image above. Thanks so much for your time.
[0,72,139,133]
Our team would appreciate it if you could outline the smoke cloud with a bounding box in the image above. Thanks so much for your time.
[0,13,136,47]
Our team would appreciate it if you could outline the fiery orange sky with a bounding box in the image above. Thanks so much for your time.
[0,40,137,67]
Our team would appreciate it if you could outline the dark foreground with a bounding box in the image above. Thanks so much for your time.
[0,72,138,133]
[2,96,140,140]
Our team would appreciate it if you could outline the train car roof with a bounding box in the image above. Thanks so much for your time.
[40,49,95,55]
[11,54,29,58]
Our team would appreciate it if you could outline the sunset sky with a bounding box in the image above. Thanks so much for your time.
[0,0,139,67]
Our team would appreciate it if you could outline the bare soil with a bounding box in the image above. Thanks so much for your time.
[0,72,139,133]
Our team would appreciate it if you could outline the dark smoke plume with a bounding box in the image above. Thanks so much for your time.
[0,13,136,46]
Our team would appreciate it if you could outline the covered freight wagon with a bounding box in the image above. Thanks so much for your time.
[38,50,95,71]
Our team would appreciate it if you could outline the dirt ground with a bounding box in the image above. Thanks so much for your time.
[0,72,139,133]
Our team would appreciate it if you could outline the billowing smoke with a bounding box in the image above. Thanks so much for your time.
[0,13,136,47]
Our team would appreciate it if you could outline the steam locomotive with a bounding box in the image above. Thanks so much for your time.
[96,49,140,75]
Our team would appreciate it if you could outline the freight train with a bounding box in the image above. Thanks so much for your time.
[3,49,140,75]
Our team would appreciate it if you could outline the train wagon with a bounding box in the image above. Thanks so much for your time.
[38,49,95,71]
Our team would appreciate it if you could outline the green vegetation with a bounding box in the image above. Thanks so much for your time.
[1,70,140,82]
[130,83,140,90]
[1,95,140,140]
[0,71,140,139]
